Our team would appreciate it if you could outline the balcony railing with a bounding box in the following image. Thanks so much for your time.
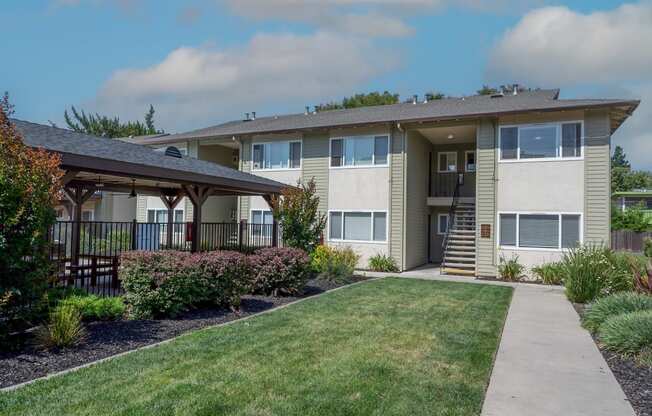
[430,172,475,198]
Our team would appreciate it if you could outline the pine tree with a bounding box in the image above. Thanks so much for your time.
[611,145,630,169]
[64,105,163,138]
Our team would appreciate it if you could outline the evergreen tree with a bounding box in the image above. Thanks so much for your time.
[477,85,499,95]
[611,145,630,169]
[316,91,399,112]
[64,105,163,138]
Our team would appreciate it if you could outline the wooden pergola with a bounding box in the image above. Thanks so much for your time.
[14,119,286,266]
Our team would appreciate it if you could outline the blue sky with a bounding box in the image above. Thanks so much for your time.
[3,0,651,170]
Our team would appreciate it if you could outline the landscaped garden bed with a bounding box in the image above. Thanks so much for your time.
[0,276,368,389]
[0,278,512,415]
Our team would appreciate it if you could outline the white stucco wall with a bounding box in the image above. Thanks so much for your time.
[249,169,302,213]
[496,152,585,277]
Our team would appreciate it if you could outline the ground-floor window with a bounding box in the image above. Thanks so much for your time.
[498,212,582,250]
[147,209,184,223]
[251,210,274,236]
[328,211,387,242]
[437,213,449,235]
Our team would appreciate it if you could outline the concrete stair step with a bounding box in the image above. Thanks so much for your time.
[442,267,475,276]
[447,240,476,246]
[444,256,475,263]
[442,262,476,269]
[449,229,475,234]
[446,250,475,256]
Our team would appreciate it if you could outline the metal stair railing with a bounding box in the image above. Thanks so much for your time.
[440,174,462,274]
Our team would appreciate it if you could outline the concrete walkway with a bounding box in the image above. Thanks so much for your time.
[359,267,635,416]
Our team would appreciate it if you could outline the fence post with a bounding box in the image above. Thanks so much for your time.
[111,257,120,289]
[131,219,137,251]
[272,221,278,247]
[239,220,245,252]
[91,257,97,286]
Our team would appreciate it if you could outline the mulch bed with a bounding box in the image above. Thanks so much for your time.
[0,276,370,389]
[573,302,652,416]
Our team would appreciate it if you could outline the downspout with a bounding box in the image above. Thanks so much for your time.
[492,119,499,272]
[233,135,243,221]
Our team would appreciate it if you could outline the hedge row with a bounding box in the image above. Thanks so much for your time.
[119,247,311,319]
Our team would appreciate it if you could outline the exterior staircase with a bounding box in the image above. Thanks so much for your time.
[441,201,476,276]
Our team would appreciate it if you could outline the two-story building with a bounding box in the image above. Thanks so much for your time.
[131,89,639,276]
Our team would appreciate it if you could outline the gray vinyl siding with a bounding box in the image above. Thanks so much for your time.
[404,130,429,269]
[584,110,611,245]
[476,118,497,277]
[238,138,251,221]
[302,132,330,215]
[390,127,406,270]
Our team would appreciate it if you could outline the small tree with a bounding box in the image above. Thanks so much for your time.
[64,104,163,138]
[1,93,63,341]
[270,178,326,254]
[611,202,652,232]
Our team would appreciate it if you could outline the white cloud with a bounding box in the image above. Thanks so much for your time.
[488,2,652,171]
[488,3,652,84]
[94,32,399,131]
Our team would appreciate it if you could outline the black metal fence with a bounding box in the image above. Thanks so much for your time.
[611,230,652,253]
[47,220,280,296]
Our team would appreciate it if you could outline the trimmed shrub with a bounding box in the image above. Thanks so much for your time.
[119,250,250,319]
[531,262,564,285]
[36,304,86,349]
[599,310,652,354]
[59,295,125,321]
[368,254,399,273]
[312,245,360,283]
[190,251,252,307]
[249,247,311,296]
[561,245,634,303]
[582,292,652,334]
[498,255,524,282]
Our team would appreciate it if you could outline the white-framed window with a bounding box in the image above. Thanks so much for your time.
[147,209,184,224]
[437,213,449,235]
[465,151,476,172]
[498,212,582,250]
[252,140,301,170]
[328,211,387,242]
[499,121,583,161]
[81,210,94,221]
[437,151,457,173]
[330,135,389,168]
[251,209,274,236]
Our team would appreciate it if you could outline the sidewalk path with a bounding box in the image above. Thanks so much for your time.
[481,284,634,416]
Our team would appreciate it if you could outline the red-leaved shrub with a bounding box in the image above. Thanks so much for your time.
[249,247,311,296]
[119,250,250,319]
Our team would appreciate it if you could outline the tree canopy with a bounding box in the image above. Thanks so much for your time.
[610,145,652,193]
[611,145,630,169]
[64,105,164,138]
[316,91,399,112]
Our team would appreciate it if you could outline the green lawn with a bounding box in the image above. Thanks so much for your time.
[0,278,512,416]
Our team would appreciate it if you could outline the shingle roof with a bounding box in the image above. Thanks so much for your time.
[12,119,285,193]
[147,89,639,144]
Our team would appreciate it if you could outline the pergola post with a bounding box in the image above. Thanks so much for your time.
[63,184,96,279]
[263,194,279,247]
[183,185,211,252]
[160,191,183,249]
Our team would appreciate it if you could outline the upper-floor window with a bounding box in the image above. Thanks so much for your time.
[438,151,457,173]
[499,122,582,161]
[330,135,389,167]
[252,141,301,170]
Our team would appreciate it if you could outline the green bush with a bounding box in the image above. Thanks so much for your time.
[35,304,86,349]
[599,310,652,354]
[59,295,125,321]
[248,247,311,296]
[645,238,652,258]
[561,245,634,303]
[312,245,360,283]
[611,202,652,232]
[368,254,399,272]
[582,292,652,333]
[119,251,251,319]
[531,262,564,285]
[498,255,524,282]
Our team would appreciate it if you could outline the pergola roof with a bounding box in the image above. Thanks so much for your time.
[13,119,286,196]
